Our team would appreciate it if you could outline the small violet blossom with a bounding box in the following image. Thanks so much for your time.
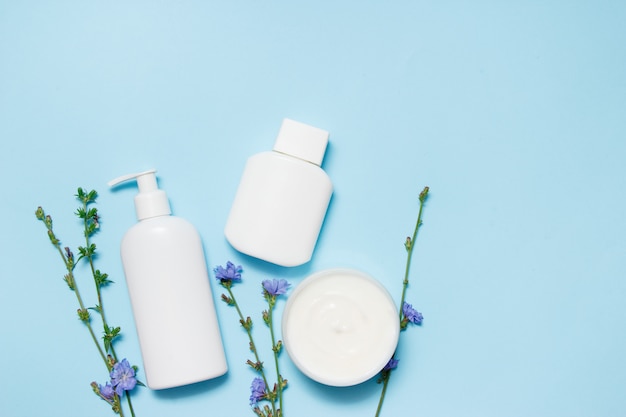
[98,382,115,401]
[383,358,399,371]
[262,278,290,296]
[110,359,137,396]
[214,261,243,283]
[402,302,424,325]
[249,377,266,405]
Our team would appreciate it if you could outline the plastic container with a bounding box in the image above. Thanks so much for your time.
[282,268,400,386]
[224,118,333,267]
[108,169,227,389]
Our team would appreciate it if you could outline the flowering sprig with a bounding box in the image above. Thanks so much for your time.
[375,186,429,417]
[261,278,290,416]
[215,262,289,417]
[36,188,140,416]
[92,358,139,412]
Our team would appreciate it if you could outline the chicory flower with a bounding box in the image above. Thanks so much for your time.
[262,279,290,296]
[402,302,423,325]
[110,359,137,396]
[214,261,243,283]
[249,377,266,405]
[383,358,399,371]
[98,382,115,401]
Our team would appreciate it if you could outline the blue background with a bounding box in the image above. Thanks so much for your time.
[1,1,625,416]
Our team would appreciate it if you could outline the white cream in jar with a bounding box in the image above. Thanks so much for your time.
[282,268,400,386]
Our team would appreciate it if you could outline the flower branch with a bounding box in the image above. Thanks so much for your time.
[215,262,289,417]
[36,188,140,416]
[375,186,429,417]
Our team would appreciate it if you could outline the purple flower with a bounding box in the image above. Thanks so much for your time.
[383,358,399,371]
[110,359,137,396]
[249,377,266,405]
[262,279,290,296]
[402,302,423,325]
[98,382,115,401]
[214,261,243,282]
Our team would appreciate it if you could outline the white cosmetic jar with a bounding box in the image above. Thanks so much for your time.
[282,268,400,386]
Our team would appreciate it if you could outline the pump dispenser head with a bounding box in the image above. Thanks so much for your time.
[108,169,171,220]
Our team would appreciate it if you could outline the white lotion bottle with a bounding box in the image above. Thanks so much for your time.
[224,118,333,267]
[108,169,227,390]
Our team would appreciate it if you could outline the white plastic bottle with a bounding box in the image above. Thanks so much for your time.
[224,118,333,267]
[108,169,227,390]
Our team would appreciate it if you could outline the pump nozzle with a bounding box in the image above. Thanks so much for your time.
[109,169,171,220]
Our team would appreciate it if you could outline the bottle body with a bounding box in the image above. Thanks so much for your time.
[120,216,227,389]
[225,151,333,267]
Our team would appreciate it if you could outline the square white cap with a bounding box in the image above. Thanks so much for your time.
[273,118,329,166]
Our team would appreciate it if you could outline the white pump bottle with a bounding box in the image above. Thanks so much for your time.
[108,169,227,390]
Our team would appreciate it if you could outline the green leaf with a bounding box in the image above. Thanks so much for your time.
[47,230,59,245]
[240,316,253,330]
[76,188,86,200]
[94,270,112,287]
[246,359,263,371]
[103,326,121,352]
[77,308,90,322]
[75,207,86,219]
[63,274,75,290]
[88,305,102,314]
[86,189,98,203]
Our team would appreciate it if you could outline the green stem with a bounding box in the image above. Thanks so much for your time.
[80,200,118,364]
[375,374,391,417]
[80,203,137,416]
[54,244,108,366]
[125,392,136,417]
[40,199,138,417]
[267,301,283,416]
[375,187,428,417]
[225,286,276,416]
[399,191,426,317]
[116,395,126,417]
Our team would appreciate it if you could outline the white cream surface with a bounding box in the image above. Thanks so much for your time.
[282,269,399,386]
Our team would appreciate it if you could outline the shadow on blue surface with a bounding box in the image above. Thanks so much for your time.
[152,372,230,400]
[299,371,383,406]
